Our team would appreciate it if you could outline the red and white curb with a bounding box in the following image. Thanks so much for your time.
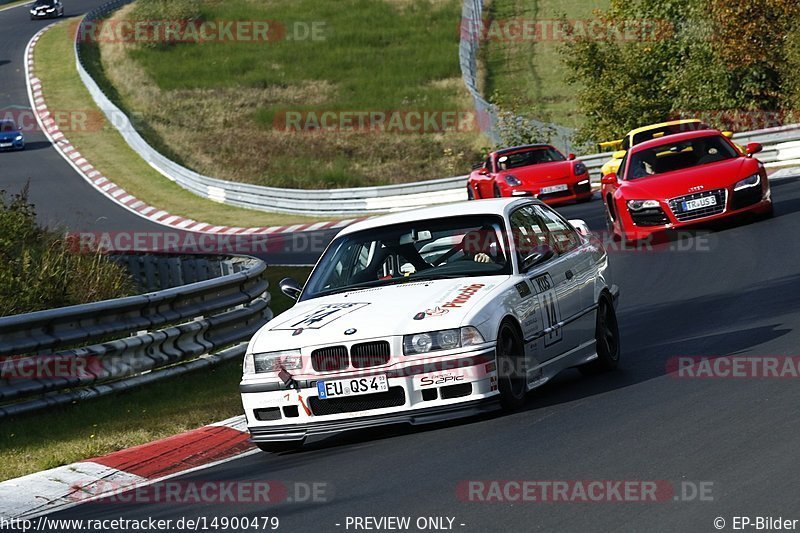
[24,24,359,237]
[0,415,255,519]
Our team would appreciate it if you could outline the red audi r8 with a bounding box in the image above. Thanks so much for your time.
[601,129,773,241]
[467,144,593,205]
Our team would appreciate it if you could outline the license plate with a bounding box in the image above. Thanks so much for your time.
[683,196,717,211]
[540,184,568,195]
[317,374,388,399]
[0,143,12,148]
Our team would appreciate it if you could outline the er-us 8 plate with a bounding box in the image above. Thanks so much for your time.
[317,374,388,399]
[683,196,717,211]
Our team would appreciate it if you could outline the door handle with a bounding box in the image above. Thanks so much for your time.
[565,270,574,280]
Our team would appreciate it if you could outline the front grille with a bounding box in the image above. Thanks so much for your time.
[630,207,670,227]
[253,407,282,421]
[539,188,572,200]
[351,341,391,368]
[309,387,406,415]
[668,189,727,222]
[311,346,349,372]
[440,383,472,399]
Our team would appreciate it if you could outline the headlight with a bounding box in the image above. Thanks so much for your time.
[47,8,55,11]
[403,327,485,355]
[577,179,590,186]
[251,349,302,373]
[734,173,761,191]
[15,135,23,141]
[627,199,660,211]
[504,175,521,186]
[574,162,587,175]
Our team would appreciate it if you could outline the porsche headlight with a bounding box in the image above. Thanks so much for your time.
[627,199,660,211]
[403,327,485,355]
[504,175,522,186]
[574,162,587,176]
[251,349,302,373]
[734,173,761,191]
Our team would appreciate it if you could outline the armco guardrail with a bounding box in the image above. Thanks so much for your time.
[73,2,800,218]
[0,254,272,418]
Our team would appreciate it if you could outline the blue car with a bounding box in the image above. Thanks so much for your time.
[0,120,25,151]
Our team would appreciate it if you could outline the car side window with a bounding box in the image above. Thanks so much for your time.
[618,152,629,180]
[533,206,582,254]
[509,206,550,266]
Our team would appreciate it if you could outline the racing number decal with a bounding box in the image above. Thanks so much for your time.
[532,274,562,346]
[271,303,370,330]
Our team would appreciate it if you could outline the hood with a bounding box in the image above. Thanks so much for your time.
[0,131,21,140]
[620,157,758,199]
[500,160,575,184]
[249,276,507,351]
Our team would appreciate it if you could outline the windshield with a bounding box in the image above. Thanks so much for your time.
[496,147,565,170]
[0,121,17,132]
[630,122,710,146]
[626,135,739,180]
[34,0,56,6]
[301,215,511,300]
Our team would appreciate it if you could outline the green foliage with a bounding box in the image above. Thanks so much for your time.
[0,187,135,317]
[494,109,556,147]
[561,0,800,144]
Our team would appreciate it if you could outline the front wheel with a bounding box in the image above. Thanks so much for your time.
[496,322,527,410]
[579,296,620,375]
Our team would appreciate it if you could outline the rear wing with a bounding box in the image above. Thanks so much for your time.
[597,139,623,152]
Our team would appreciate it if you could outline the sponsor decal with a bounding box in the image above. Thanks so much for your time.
[418,373,466,387]
[425,306,449,317]
[442,284,486,309]
[271,303,369,330]
[515,281,532,298]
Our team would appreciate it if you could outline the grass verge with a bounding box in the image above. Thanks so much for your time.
[87,0,484,189]
[482,0,609,131]
[0,266,310,482]
[35,22,322,228]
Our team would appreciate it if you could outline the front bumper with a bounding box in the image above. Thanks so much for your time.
[618,183,772,241]
[241,347,500,442]
[503,175,593,206]
[0,139,24,150]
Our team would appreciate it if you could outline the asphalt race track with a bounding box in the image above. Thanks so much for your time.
[4,2,800,533]
[0,0,337,265]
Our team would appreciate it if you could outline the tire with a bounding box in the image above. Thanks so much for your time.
[496,322,527,410]
[493,184,502,198]
[605,207,620,241]
[256,440,305,453]
[756,202,774,221]
[467,186,474,200]
[579,295,620,375]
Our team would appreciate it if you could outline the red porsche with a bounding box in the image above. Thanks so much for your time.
[601,129,773,241]
[467,144,593,204]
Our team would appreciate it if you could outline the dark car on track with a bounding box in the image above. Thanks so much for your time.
[0,120,25,151]
[30,0,65,20]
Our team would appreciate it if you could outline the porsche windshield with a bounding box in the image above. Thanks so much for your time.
[302,215,511,300]
[627,134,739,180]
[497,147,565,170]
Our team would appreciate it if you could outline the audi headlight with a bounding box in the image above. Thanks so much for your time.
[46,7,55,11]
[734,173,761,191]
[403,327,485,355]
[574,162,587,176]
[627,199,660,211]
[250,349,302,373]
[504,175,522,186]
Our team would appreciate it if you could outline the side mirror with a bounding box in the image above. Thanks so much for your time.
[279,277,302,300]
[522,248,555,271]
[601,173,618,186]
[567,153,576,160]
[568,219,591,236]
[612,150,627,160]
[745,142,762,156]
